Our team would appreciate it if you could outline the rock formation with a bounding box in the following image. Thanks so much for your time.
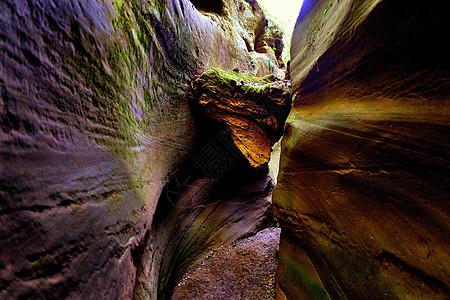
[274,0,450,299]
[134,67,291,298]
[5,0,448,298]
[0,0,286,298]
[187,68,291,168]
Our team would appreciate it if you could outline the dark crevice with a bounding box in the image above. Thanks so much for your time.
[190,0,225,16]
[0,204,53,215]
[132,71,290,298]
[131,228,150,270]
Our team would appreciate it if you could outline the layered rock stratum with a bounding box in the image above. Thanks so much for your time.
[187,68,291,168]
[274,0,450,299]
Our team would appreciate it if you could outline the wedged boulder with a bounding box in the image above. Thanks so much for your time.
[134,68,291,298]
[0,0,285,298]
[274,0,450,299]
[187,68,292,168]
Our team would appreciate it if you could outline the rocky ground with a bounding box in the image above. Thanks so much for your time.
[171,227,281,300]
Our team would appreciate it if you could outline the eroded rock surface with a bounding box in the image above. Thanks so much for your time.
[136,67,292,298]
[134,159,278,299]
[274,0,450,299]
[0,0,286,298]
[187,68,291,168]
[134,67,291,298]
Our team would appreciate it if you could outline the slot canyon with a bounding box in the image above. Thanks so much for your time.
[0,0,448,299]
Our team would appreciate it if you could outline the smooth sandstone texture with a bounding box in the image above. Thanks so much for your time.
[274,0,449,299]
[0,0,284,298]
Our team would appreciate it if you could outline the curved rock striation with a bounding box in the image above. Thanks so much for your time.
[274,0,450,299]
[0,0,285,298]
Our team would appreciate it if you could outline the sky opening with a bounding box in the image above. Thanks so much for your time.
[257,0,304,61]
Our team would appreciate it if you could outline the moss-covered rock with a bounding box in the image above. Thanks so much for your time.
[187,68,292,168]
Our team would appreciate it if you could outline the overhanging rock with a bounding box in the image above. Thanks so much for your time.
[187,68,292,168]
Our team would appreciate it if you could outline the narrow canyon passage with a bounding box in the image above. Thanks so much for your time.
[172,227,281,299]
[1,0,293,298]
[132,68,292,299]
[1,0,449,299]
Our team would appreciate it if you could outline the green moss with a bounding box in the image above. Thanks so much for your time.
[131,209,139,219]
[323,0,333,15]
[112,0,124,28]
[304,0,334,51]
[202,68,275,85]
[201,68,280,93]
[31,258,43,269]
[281,254,330,300]
[107,192,121,214]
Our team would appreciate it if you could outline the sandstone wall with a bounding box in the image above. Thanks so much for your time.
[274,0,450,299]
[0,0,283,298]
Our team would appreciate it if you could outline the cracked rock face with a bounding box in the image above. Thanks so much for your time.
[187,68,291,168]
[0,0,285,298]
[274,0,450,299]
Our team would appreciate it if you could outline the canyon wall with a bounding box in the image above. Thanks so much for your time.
[0,0,284,298]
[274,0,449,299]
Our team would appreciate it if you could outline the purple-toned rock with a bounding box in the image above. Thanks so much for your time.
[0,0,284,298]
